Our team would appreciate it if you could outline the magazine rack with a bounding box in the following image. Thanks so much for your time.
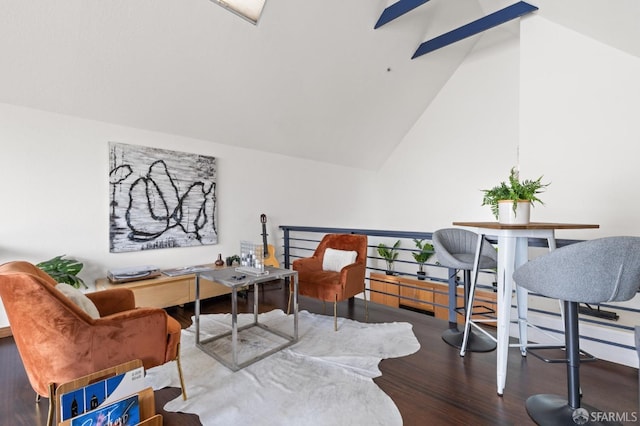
[56,359,162,426]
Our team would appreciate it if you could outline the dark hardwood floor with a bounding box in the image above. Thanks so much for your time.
[1,282,638,425]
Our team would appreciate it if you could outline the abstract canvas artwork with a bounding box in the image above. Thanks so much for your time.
[109,142,217,253]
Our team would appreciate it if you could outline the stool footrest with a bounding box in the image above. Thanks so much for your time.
[527,345,597,364]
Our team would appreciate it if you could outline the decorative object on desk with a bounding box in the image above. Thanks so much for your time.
[225,254,241,267]
[239,240,265,275]
[36,255,86,289]
[214,254,225,266]
[260,213,280,268]
[412,239,435,280]
[377,240,401,275]
[146,309,420,426]
[109,142,217,253]
[107,265,161,283]
[481,167,549,224]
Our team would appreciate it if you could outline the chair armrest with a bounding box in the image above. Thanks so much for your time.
[92,307,170,369]
[87,288,136,317]
[340,262,366,297]
[292,257,322,273]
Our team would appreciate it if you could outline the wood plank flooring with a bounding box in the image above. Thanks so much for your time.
[1,282,637,425]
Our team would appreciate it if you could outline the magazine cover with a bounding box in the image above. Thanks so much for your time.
[60,366,145,421]
[70,394,140,426]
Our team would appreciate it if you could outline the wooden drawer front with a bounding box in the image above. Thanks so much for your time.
[133,280,191,308]
[190,278,231,300]
[399,277,435,312]
[369,273,400,308]
[432,282,450,321]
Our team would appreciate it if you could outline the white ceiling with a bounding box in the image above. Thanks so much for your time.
[0,0,638,169]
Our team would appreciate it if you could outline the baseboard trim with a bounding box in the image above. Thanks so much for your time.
[0,326,12,338]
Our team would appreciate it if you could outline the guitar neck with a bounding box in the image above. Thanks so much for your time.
[261,224,269,257]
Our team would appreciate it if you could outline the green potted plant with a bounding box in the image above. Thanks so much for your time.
[36,255,86,289]
[481,167,549,224]
[377,240,401,275]
[412,239,434,280]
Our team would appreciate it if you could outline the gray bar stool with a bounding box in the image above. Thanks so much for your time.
[513,236,640,426]
[433,228,497,352]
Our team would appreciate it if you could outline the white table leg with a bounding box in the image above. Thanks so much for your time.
[496,235,517,396]
[515,237,530,356]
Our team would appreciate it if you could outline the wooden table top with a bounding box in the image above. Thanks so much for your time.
[452,221,600,230]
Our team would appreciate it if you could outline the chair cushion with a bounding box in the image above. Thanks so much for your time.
[298,270,342,300]
[322,248,357,272]
[56,283,100,319]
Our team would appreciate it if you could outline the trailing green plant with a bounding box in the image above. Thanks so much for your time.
[411,239,435,271]
[36,255,86,289]
[481,167,550,220]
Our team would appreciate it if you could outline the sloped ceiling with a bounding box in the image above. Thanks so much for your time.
[0,0,637,169]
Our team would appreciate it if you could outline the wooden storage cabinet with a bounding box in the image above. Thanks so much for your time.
[371,273,496,324]
[95,268,230,309]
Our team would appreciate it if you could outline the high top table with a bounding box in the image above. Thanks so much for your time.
[451,222,599,396]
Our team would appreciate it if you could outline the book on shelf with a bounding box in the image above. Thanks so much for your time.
[60,366,145,421]
[70,394,140,426]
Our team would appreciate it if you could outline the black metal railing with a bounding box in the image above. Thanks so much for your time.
[277,225,640,367]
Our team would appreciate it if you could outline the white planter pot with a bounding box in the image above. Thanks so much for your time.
[498,200,530,224]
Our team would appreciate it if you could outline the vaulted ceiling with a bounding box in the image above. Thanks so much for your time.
[0,0,638,169]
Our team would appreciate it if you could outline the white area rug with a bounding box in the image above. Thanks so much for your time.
[146,310,420,426]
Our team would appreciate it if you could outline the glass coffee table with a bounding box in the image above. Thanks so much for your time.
[194,266,298,371]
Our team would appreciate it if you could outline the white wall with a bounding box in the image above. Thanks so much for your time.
[520,16,640,238]
[0,103,377,326]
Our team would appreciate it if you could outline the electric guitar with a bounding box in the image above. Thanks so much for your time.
[260,214,280,268]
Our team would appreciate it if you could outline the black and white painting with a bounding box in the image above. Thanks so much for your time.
[109,142,217,253]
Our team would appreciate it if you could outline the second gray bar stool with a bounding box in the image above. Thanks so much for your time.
[432,228,497,352]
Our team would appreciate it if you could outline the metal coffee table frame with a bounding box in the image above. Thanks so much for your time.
[194,266,298,371]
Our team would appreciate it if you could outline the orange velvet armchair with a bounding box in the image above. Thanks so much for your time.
[0,261,186,426]
[289,234,368,331]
